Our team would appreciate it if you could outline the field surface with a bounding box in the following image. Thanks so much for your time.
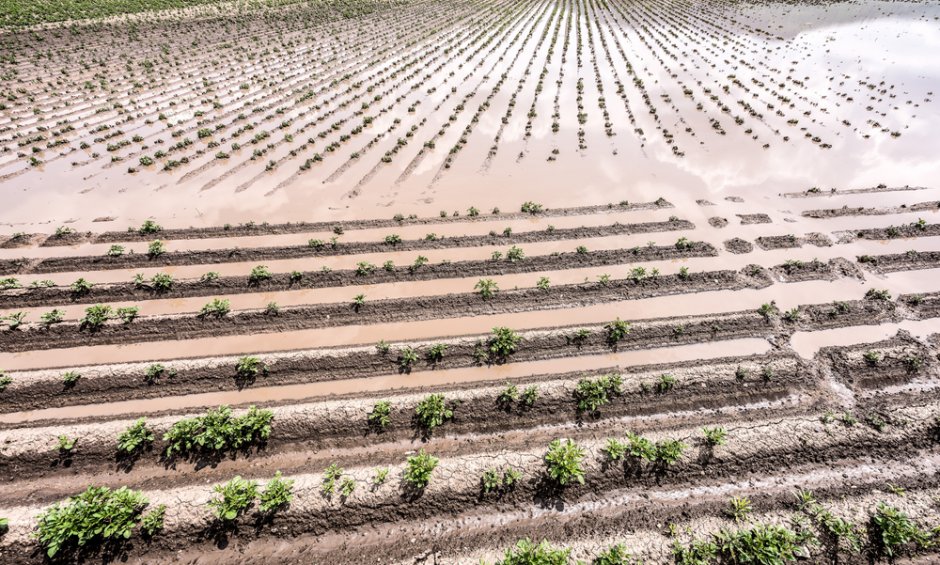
[0,0,940,563]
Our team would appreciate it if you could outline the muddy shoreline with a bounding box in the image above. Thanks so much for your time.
[755,232,832,250]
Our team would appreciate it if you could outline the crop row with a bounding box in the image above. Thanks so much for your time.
[2,395,939,562]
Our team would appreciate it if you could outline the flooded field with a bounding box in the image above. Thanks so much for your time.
[1,0,938,231]
[0,0,939,563]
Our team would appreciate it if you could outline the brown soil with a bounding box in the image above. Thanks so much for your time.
[802,200,940,218]
[755,232,833,250]
[723,237,753,254]
[736,213,771,224]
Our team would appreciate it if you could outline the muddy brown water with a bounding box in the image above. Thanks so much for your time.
[1,1,937,233]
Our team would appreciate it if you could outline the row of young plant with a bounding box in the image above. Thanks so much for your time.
[374,0,555,178]
[487,491,939,565]
[257,0,525,188]
[512,0,565,158]
[238,0,540,188]
[18,258,683,316]
[11,0,435,177]
[0,304,812,422]
[27,197,670,246]
[7,0,912,179]
[17,407,940,562]
[483,0,562,164]
[0,233,705,312]
[20,354,906,492]
[120,1,488,181]
[436,0,559,172]
[1,208,686,276]
[0,252,668,315]
[395,0,550,182]
[120,0,480,181]
[22,365,687,455]
[0,286,913,397]
[22,486,939,563]
[755,287,928,326]
[12,420,698,561]
[616,0,837,150]
[3,262,744,350]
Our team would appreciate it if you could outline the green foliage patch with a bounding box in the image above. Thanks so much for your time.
[35,486,150,558]
[162,405,273,458]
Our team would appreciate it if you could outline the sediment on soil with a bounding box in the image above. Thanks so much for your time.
[768,257,862,282]
[821,331,935,391]
[781,185,931,198]
[755,232,832,250]
[836,223,940,243]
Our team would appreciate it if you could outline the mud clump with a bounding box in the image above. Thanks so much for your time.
[724,238,753,254]
[737,213,771,225]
